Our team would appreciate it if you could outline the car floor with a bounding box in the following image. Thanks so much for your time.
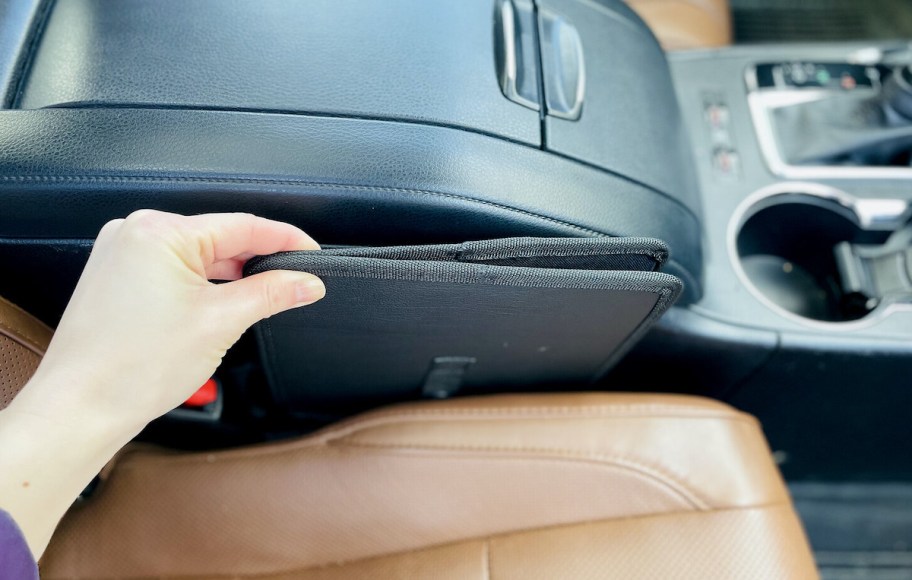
[791,483,912,580]
[730,0,912,44]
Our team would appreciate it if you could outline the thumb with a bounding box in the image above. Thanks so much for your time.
[207,270,326,335]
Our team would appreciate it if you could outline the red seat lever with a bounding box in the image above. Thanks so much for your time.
[183,378,219,408]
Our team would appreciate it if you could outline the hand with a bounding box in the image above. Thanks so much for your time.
[0,210,325,557]
[20,210,325,427]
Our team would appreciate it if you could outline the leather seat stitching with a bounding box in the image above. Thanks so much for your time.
[107,405,758,468]
[0,321,47,354]
[108,406,758,471]
[110,441,711,508]
[328,439,711,509]
[317,412,759,442]
[343,404,738,415]
[0,175,612,238]
[0,298,53,352]
[321,407,758,437]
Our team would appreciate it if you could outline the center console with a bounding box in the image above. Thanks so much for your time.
[667,43,912,335]
[609,42,912,480]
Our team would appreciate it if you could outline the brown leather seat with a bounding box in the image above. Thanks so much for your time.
[39,393,818,579]
[0,298,816,578]
[626,0,732,50]
[0,296,53,410]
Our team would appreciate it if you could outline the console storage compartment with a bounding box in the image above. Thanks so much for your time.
[246,237,681,411]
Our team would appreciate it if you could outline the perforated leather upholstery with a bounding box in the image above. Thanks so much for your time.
[40,393,818,579]
[0,294,814,578]
[0,296,52,409]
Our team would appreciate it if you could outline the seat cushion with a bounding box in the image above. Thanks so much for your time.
[0,296,53,410]
[627,0,732,50]
[40,393,818,579]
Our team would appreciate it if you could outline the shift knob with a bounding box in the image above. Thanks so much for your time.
[883,64,912,120]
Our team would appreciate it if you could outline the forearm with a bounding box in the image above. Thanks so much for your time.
[0,211,324,560]
[0,374,144,559]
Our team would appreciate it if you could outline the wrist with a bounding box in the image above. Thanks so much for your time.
[0,380,145,560]
[7,372,148,449]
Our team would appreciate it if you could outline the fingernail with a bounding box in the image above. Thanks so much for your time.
[294,277,326,305]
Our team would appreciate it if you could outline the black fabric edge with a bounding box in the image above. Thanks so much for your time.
[457,237,669,265]
[246,254,681,292]
[245,236,671,277]
[589,278,682,382]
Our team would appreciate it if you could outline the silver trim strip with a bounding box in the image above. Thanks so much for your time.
[497,0,540,112]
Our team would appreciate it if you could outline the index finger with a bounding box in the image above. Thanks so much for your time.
[185,213,320,263]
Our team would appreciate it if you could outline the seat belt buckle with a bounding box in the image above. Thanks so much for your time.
[166,377,223,422]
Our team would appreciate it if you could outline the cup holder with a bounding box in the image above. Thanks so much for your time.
[734,193,894,323]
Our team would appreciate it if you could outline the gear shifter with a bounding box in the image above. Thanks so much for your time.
[758,62,912,168]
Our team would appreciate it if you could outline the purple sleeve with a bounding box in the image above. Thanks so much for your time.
[0,510,38,580]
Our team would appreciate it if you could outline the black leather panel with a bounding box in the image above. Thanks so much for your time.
[0,109,703,300]
[0,0,44,106]
[0,238,91,326]
[17,0,540,144]
[540,0,701,212]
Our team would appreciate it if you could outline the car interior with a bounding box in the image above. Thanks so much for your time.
[1,0,912,578]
